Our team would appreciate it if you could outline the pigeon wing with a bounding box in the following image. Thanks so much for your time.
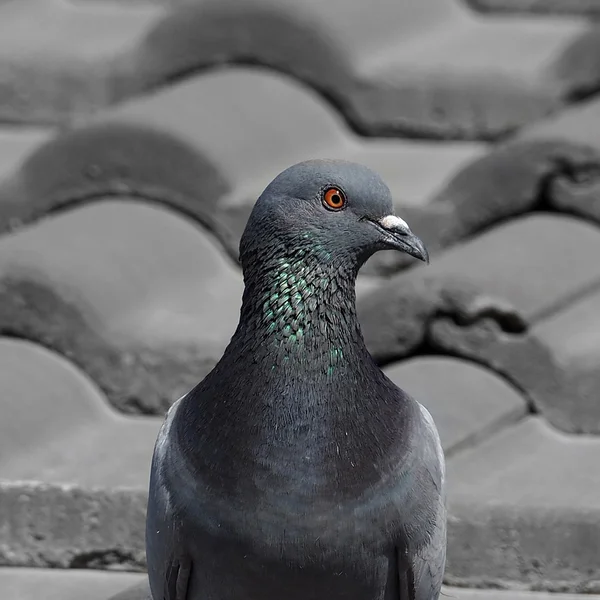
[398,403,447,600]
[400,496,446,600]
[146,396,192,600]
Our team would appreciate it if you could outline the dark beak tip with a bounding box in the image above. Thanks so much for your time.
[410,235,429,265]
[415,251,429,265]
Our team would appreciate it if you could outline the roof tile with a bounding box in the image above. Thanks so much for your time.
[447,417,600,589]
[0,0,158,123]
[0,481,146,569]
[0,567,144,600]
[0,199,242,414]
[384,356,527,456]
[0,338,159,485]
[132,0,600,138]
[533,286,600,432]
[469,0,600,15]
[1,0,600,138]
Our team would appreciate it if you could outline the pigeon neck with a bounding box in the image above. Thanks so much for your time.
[234,244,365,367]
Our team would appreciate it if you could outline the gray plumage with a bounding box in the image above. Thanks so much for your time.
[145,159,446,600]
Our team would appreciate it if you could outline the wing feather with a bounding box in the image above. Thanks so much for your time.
[399,403,447,600]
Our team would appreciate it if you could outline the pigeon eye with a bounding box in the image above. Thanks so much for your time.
[323,187,346,211]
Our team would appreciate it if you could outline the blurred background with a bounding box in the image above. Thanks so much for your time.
[2,0,600,598]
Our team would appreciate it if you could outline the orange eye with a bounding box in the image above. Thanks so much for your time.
[323,187,346,210]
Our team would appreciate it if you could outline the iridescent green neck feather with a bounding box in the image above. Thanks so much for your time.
[233,233,363,376]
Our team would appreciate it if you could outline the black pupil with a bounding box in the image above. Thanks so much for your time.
[332,194,341,204]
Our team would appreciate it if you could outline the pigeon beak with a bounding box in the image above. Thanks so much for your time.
[372,215,429,264]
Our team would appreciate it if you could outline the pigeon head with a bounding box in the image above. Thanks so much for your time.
[240,159,428,272]
[235,159,429,358]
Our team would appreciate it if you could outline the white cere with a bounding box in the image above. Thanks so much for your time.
[379,215,410,232]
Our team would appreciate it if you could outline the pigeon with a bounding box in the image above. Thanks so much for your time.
[145,159,446,600]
